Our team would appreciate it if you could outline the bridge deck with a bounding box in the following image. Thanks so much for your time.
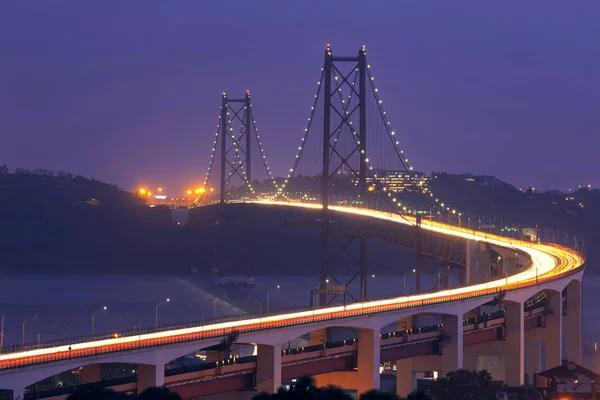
[0,203,584,373]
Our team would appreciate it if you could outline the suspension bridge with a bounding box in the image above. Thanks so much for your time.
[0,44,586,400]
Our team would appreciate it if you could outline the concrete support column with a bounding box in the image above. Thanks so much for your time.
[525,340,542,386]
[357,328,381,393]
[137,363,165,394]
[504,302,524,387]
[309,329,328,346]
[466,240,490,283]
[441,315,463,375]
[256,344,281,394]
[545,290,563,368]
[397,316,416,332]
[564,280,582,364]
[396,358,415,398]
[395,355,441,398]
[80,364,102,384]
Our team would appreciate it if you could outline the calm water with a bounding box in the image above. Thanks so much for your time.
[0,272,598,347]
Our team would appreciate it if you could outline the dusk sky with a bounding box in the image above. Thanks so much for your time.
[1,1,598,193]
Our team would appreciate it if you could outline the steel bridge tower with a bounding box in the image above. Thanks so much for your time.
[318,45,369,305]
[219,90,253,203]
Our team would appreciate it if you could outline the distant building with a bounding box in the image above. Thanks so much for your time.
[536,360,600,399]
[0,164,8,175]
[368,170,429,193]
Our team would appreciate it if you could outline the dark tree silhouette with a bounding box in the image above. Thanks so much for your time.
[359,389,400,400]
[430,369,494,400]
[138,387,182,400]
[406,389,432,400]
[253,376,353,400]
[66,386,133,400]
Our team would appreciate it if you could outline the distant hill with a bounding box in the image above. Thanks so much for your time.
[428,173,599,269]
[0,172,191,273]
[0,169,596,275]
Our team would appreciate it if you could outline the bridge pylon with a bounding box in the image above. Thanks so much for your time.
[318,44,369,306]
[219,91,253,203]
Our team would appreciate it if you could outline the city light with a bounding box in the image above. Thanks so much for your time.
[139,188,146,195]
[158,187,163,192]
[186,189,192,195]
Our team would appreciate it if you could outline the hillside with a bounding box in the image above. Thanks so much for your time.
[0,171,596,275]
[0,173,192,273]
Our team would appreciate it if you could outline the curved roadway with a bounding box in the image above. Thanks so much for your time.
[0,202,585,370]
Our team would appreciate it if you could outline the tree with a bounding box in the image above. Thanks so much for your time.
[66,386,183,400]
[252,376,353,400]
[138,387,182,400]
[360,389,400,400]
[66,386,132,400]
[406,390,432,400]
[252,377,405,400]
[429,369,494,400]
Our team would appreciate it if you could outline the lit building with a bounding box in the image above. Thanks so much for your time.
[368,170,429,193]
[535,360,600,400]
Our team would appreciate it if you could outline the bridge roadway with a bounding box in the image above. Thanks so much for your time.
[0,201,585,399]
[26,305,548,400]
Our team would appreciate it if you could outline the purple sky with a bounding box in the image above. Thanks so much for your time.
[1,1,598,194]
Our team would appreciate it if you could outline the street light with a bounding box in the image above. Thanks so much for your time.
[404,269,416,295]
[92,306,107,337]
[54,320,72,345]
[266,285,280,313]
[437,265,451,289]
[313,279,329,308]
[247,297,262,317]
[155,298,170,329]
[545,228,555,243]
[22,315,37,346]
[557,230,568,246]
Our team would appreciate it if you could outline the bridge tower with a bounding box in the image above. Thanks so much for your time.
[319,44,369,305]
[201,90,276,279]
[219,91,253,203]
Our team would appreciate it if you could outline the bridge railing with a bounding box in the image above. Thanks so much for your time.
[0,255,583,369]
[243,194,586,258]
